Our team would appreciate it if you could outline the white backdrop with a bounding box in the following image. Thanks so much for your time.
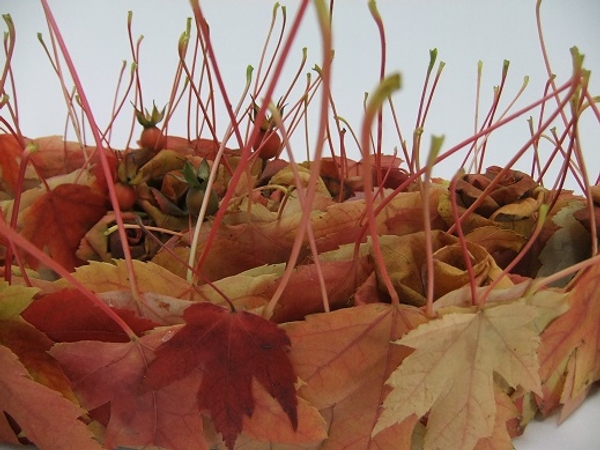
[2,1,600,449]
[4,0,600,190]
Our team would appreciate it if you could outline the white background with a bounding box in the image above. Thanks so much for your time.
[3,1,600,191]
[2,1,600,449]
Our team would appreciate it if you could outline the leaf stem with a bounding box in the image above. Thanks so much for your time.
[40,0,143,307]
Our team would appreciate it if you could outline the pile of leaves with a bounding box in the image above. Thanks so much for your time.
[2,0,600,448]
[0,128,599,450]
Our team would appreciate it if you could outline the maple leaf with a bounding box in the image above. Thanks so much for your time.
[141,302,298,450]
[21,288,158,343]
[59,259,199,299]
[284,302,427,449]
[28,135,88,179]
[373,300,545,450]
[0,345,103,450]
[19,183,108,271]
[50,328,208,450]
[473,385,520,450]
[538,263,600,419]
[0,280,39,319]
[0,282,82,415]
[0,133,23,194]
[225,378,327,447]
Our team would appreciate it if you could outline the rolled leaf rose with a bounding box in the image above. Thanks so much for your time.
[374,230,513,307]
[440,165,547,237]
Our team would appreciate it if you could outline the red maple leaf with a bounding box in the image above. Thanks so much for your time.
[21,288,158,343]
[20,183,108,271]
[141,302,298,450]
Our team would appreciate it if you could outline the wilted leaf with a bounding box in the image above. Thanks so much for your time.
[465,226,527,269]
[377,231,512,307]
[537,200,590,285]
[129,149,187,185]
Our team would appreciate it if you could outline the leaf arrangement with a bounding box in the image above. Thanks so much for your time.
[1,1,599,450]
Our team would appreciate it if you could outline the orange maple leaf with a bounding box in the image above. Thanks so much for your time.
[284,302,427,449]
[20,183,108,271]
[0,344,102,450]
[538,264,600,419]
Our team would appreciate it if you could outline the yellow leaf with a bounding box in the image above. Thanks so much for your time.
[0,281,39,319]
[56,260,198,300]
[373,300,543,450]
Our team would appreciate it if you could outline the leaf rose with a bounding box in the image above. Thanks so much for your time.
[441,165,547,237]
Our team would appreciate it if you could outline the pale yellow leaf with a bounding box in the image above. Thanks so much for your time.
[374,300,543,450]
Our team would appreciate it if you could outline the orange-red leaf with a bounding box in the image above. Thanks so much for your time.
[50,329,208,450]
[0,133,23,194]
[28,136,88,179]
[538,264,600,418]
[21,288,158,343]
[0,345,103,450]
[142,302,298,450]
[285,303,427,449]
[20,183,108,271]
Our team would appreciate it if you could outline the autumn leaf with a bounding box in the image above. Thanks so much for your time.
[538,263,600,419]
[473,385,520,450]
[0,133,23,194]
[50,328,209,450]
[536,199,590,286]
[28,135,88,179]
[58,259,193,296]
[373,300,545,450]
[0,280,39,319]
[269,256,374,323]
[0,345,103,450]
[237,379,327,446]
[19,183,108,271]
[284,302,427,449]
[0,319,77,404]
[376,231,512,307]
[52,259,201,324]
[141,302,299,450]
[21,288,158,342]
[185,189,445,282]
[0,281,81,410]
